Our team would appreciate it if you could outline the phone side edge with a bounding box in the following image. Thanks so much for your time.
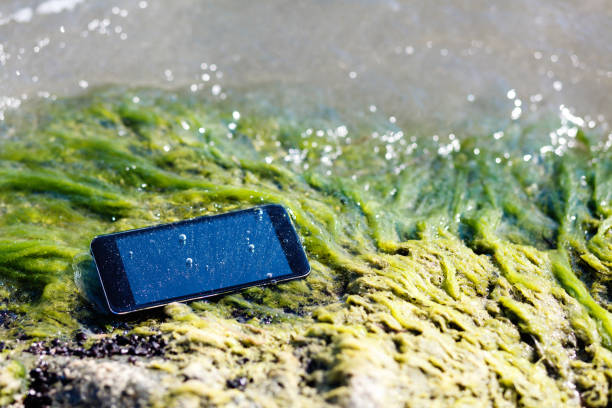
[266,205,311,278]
[90,235,133,315]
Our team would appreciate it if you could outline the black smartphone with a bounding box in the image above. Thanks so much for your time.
[90,204,310,314]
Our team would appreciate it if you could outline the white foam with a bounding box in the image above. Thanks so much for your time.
[36,0,85,15]
[0,0,84,27]
[0,8,33,26]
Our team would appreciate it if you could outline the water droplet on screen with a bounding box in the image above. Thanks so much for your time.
[179,234,187,244]
[248,244,255,253]
[186,258,193,267]
[266,273,273,278]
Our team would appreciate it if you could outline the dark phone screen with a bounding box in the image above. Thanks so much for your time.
[114,208,293,305]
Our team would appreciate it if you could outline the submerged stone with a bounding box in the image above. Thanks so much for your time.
[0,88,610,407]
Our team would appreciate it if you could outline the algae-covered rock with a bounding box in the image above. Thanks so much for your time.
[0,88,611,407]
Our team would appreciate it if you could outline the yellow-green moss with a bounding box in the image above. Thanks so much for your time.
[0,88,611,406]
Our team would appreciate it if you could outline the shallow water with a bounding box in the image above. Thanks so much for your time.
[0,1,611,407]
[1,0,611,134]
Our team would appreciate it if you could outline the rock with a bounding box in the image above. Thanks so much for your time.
[34,357,165,407]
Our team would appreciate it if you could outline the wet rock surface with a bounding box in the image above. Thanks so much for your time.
[24,357,166,408]
[0,309,19,329]
[19,334,167,407]
[25,334,167,359]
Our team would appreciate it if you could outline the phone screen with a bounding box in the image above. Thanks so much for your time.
[90,205,310,314]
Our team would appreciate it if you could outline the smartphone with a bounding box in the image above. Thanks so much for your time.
[90,204,310,314]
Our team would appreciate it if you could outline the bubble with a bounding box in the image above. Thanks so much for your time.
[266,273,273,278]
[178,234,187,244]
[255,208,263,221]
[186,258,193,267]
[248,244,255,253]
[128,251,134,259]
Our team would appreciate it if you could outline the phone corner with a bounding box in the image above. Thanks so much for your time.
[299,262,312,278]
[89,235,103,255]
[89,236,97,252]
[105,302,127,315]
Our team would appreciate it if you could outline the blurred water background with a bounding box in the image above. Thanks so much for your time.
[0,0,610,138]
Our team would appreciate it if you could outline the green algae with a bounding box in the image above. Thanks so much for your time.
[0,88,611,406]
[0,358,26,406]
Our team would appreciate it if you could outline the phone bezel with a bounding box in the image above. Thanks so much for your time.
[90,204,310,314]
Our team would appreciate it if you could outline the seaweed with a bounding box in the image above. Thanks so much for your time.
[0,88,610,406]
